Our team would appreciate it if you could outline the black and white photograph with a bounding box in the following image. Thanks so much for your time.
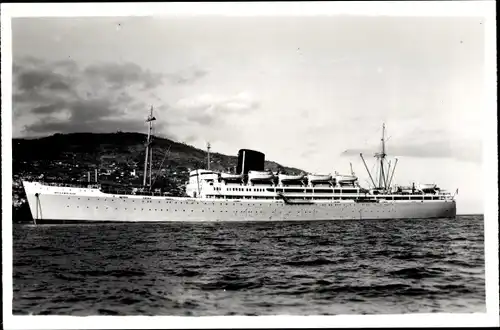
[2,2,498,329]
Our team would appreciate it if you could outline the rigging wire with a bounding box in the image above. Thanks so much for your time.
[151,145,172,188]
[371,161,377,188]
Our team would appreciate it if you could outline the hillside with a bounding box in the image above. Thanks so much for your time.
[12,132,305,222]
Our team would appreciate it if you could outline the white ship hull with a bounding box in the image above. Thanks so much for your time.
[23,181,456,223]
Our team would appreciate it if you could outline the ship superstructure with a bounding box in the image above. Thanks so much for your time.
[22,108,457,224]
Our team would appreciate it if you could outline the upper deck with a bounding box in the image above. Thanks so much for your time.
[185,169,455,202]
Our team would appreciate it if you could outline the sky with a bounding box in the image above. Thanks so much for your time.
[11,15,487,214]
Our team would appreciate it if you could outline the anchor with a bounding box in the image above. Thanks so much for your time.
[34,193,41,225]
[277,192,314,205]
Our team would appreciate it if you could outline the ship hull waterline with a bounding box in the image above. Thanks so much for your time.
[23,182,457,224]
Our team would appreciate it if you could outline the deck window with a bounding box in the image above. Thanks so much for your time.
[314,189,333,193]
[342,189,357,194]
[285,188,304,193]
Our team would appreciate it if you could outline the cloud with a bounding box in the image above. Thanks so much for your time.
[26,117,151,135]
[176,92,259,112]
[17,69,73,92]
[12,56,171,136]
[164,67,209,85]
[82,62,208,89]
[12,56,215,138]
[12,55,261,147]
[31,102,66,115]
[144,92,262,150]
[341,139,482,163]
[174,92,260,125]
[83,62,164,90]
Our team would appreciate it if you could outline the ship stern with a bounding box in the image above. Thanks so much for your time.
[449,199,458,218]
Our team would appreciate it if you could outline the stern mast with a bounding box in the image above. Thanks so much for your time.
[360,123,394,191]
[377,123,387,190]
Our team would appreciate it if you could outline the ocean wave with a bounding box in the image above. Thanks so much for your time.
[388,267,443,279]
[74,269,146,278]
[317,283,410,295]
[283,257,336,267]
[97,308,119,315]
[174,269,202,277]
[198,274,267,291]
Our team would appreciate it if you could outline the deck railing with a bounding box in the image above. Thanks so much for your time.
[100,188,173,197]
[36,180,101,189]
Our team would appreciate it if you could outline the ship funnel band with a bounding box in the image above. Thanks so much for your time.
[237,149,265,175]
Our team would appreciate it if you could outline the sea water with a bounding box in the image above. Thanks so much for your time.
[12,215,485,315]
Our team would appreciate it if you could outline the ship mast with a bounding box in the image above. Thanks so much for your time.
[207,142,211,170]
[143,106,156,188]
[360,123,393,191]
[149,144,153,187]
[376,123,387,190]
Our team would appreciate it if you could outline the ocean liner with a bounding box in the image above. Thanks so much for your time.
[22,108,457,223]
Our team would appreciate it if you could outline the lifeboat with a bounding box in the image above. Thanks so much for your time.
[248,170,275,182]
[278,173,305,183]
[418,183,437,190]
[307,173,332,183]
[335,174,358,183]
[397,185,414,194]
[220,172,243,181]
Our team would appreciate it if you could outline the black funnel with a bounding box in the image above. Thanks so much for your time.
[237,149,265,175]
